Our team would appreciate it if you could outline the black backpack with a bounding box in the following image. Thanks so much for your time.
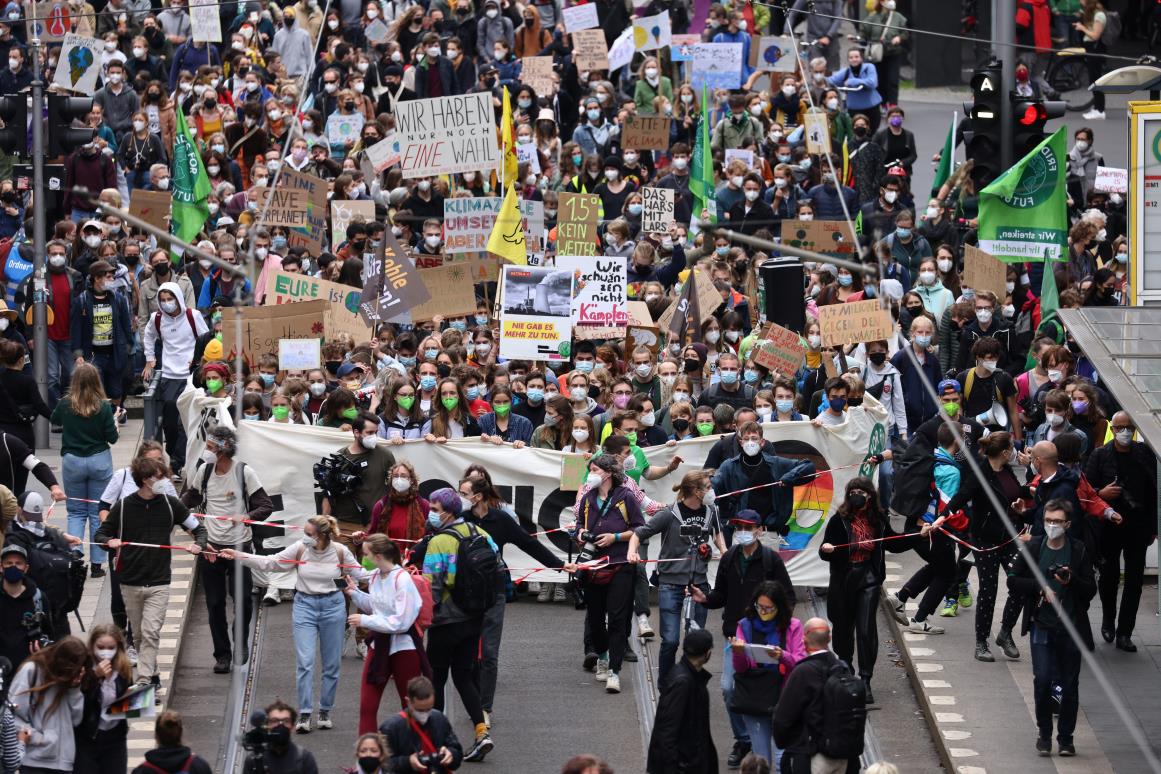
[442,524,498,616]
[22,530,86,615]
[817,660,867,760]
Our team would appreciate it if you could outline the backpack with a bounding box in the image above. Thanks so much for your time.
[19,528,86,615]
[141,754,195,774]
[817,660,867,759]
[197,460,250,514]
[441,523,498,616]
[154,307,199,339]
[1100,10,1121,47]
[400,564,434,635]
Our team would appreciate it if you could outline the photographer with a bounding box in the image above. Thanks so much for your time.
[626,470,725,690]
[379,676,463,773]
[319,411,396,543]
[0,544,53,671]
[242,701,319,774]
[5,492,84,638]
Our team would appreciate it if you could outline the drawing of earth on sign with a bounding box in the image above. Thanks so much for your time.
[68,45,93,86]
[762,43,784,66]
[766,438,836,551]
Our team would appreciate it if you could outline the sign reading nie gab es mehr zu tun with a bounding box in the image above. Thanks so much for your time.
[394,93,500,178]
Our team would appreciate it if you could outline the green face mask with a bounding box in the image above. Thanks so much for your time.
[697,421,714,436]
[493,402,511,416]
[341,406,360,420]
[441,395,459,411]
[396,394,415,410]
[624,431,638,445]
[942,401,959,416]
[205,378,223,393]
[271,405,290,420]
[214,332,223,342]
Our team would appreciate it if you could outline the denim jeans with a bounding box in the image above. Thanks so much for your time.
[1031,623,1081,743]
[292,591,346,714]
[478,591,506,711]
[720,639,750,744]
[741,714,782,768]
[657,582,708,689]
[45,338,75,409]
[63,450,113,563]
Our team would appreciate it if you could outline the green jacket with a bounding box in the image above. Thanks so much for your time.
[711,113,762,153]
[862,10,909,57]
[828,110,854,152]
[634,76,674,114]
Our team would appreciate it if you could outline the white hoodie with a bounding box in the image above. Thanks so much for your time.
[142,280,209,379]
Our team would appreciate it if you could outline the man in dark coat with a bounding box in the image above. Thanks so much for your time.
[646,628,718,774]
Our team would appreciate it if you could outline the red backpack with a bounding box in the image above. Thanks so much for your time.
[397,565,434,635]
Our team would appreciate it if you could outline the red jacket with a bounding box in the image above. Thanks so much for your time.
[1016,0,1052,53]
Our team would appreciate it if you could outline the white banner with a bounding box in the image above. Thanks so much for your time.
[179,388,889,588]
[394,93,500,179]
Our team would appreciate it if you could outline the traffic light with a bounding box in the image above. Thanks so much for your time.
[0,94,27,156]
[47,94,95,158]
[1011,97,1067,159]
[965,60,1003,192]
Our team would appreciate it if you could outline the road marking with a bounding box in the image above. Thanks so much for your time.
[942,729,972,740]
[915,662,943,672]
[903,632,927,641]
[936,712,964,722]
[923,679,951,688]
[957,765,988,773]
[885,573,901,582]
[949,748,979,758]
[930,695,957,705]
[885,560,902,569]
[909,647,936,656]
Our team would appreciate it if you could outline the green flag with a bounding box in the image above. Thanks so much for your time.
[169,107,212,262]
[977,127,1068,264]
[689,85,715,225]
[931,113,955,195]
[1026,247,1061,369]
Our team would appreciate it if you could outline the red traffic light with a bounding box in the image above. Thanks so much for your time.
[1016,102,1048,125]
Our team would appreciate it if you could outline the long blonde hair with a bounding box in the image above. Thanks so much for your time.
[66,362,108,418]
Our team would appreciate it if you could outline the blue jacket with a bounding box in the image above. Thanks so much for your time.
[626,244,687,289]
[711,450,816,529]
[827,63,882,111]
[804,182,858,220]
[70,288,133,373]
[891,347,941,432]
[477,411,534,443]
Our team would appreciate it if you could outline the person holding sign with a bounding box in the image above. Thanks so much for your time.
[633,57,673,115]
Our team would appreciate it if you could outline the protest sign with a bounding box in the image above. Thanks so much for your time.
[625,300,660,353]
[621,115,671,150]
[656,268,719,330]
[804,110,831,156]
[516,142,541,174]
[781,220,857,262]
[754,35,796,71]
[962,244,1008,300]
[52,34,102,94]
[557,256,627,328]
[190,0,221,41]
[560,454,589,491]
[278,339,321,371]
[1094,166,1127,194]
[723,148,754,168]
[632,12,671,51]
[691,43,743,90]
[395,93,499,178]
[573,29,609,71]
[326,112,365,150]
[640,187,675,233]
[365,133,401,173]
[563,3,599,31]
[414,254,445,269]
[445,197,502,254]
[364,18,389,43]
[978,129,1068,263]
[278,169,328,254]
[254,186,311,228]
[819,300,896,347]
[263,270,368,343]
[25,1,70,43]
[329,199,376,251]
[670,33,700,61]
[500,265,573,360]
[128,189,170,233]
[359,232,431,324]
[406,262,481,322]
[222,300,326,364]
[443,255,501,283]
[521,56,555,95]
[607,26,635,72]
[557,193,600,256]
[752,322,806,375]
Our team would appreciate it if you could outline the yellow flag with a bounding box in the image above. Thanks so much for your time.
[500,86,519,188]
[487,185,527,264]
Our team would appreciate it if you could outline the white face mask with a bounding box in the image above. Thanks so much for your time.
[475,343,491,356]
[301,535,317,548]
[807,334,822,349]
[569,387,587,402]
[1115,429,1133,445]
[926,206,940,220]
[95,648,117,662]
[825,98,839,111]
[883,190,897,204]
[391,476,411,493]
[1044,523,1066,540]
[704,330,720,344]
[640,410,656,427]
[730,175,744,188]
[919,270,936,285]
[672,391,689,404]
[742,440,762,456]
[976,309,993,325]
[84,235,103,248]
[361,435,377,449]
[734,529,756,546]
[1046,412,1064,427]
[309,382,327,397]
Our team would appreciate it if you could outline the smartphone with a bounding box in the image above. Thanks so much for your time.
[333,578,347,590]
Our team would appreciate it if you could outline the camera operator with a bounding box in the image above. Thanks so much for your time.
[380,676,463,773]
[6,492,84,637]
[626,470,725,690]
[131,710,213,774]
[320,411,396,546]
[242,701,320,774]
[0,544,52,671]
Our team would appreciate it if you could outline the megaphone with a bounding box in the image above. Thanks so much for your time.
[976,401,1008,428]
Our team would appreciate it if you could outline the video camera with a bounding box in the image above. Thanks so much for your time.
[679,523,713,560]
[313,454,363,499]
[241,710,270,774]
[415,752,446,773]
[575,531,598,565]
[22,611,50,650]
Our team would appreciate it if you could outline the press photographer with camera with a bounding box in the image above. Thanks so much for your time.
[379,676,463,773]
[0,544,53,671]
[6,492,86,639]
[241,700,320,774]
[319,411,396,544]
[626,469,725,690]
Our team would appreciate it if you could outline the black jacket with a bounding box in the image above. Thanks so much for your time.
[818,511,913,593]
[647,657,718,774]
[242,743,319,774]
[702,544,796,636]
[772,649,842,754]
[703,434,773,471]
[1085,440,1158,538]
[380,708,464,773]
[78,670,129,742]
[1007,535,1096,635]
[943,458,1022,545]
[957,318,1019,375]
[890,413,985,522]
[1026,465,1083,539]
[132,746,213,774]
[0,577,47,672]
[727,198,776,237]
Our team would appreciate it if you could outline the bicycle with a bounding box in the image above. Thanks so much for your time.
[1044,47,1094,112]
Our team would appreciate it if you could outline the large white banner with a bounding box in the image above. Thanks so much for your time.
[179,389,888,588]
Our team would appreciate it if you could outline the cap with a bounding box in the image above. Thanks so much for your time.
[536,108,555,123]
[602,155,623,172]
[384,64,404,78]
[82,219,104,233]
[336,362,362,378]
[730,509,761,526]
[0,299,17,322]
[89,260,114,278]
[203,362,230,379]
[683,628,714,657]
[937,378,962,395]
[1,544,28,561]
[203,337,224,361]
[17,491,43,519]
[478,63,497,76]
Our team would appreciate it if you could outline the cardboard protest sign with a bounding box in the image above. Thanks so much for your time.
[364,18,389,43]
[263,270,368,343]
[691,43,743,90]
[724,148,754,169]
[560,454,589,491]
[962,244,1008,300]
[624,301,660,354]
[414,254,445,269]
[640,187,675,234]
[751,322,806,375]
[329,200,376,252]
[278,169,328,254]
[254,186,311,228]
[632,11,671,51]
[516,142,541,174]
[520,199,546,261]
[818,300,896,347]
[1094,166,1127,193]
[521,56,555,95]
[365,133,401,173]
[499,265,573,361]
[557,256,627,328]
[222,299,326,364]
[780,220,856,262]
[573,29,609,71]
[804,110,831,155]
[557,193,601,256]
[53,34,102,94]
[359,232,431,324]
[128,190,170,233]
[406,262,482,322]
[278,339,321,371]
[563,3,599,31]
[25,1,71,43]
[445,197,502,254]
[443,255,501,283]
[395,93,499,178]
[190,0,221,42]
[754,35,796,71]
[621,115,671,150]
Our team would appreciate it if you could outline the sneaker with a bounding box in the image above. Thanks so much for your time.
[637,614,655,639]
[863,677,875,705]
[907,617,945,635]
[127,646,138,666]
[536,584,551,603]
[463,734,494,762]
[884,592,909,625]
[355,640,367,659]
[974,640,995,662]
[316,710,332,730]
[280,589,294,602]
[1082,109,1106,120]
[623,647,638,662]
[1059,741,1076,757]
[553,584,568,603]
[995,629,1020,659]
[939,597,959,617]
[594,659,610,682]
[90,564,106,579]
[262,587,281,606]
[583,652,599,672]
[295,714,312,734]
[605,673,621,693]
[958,582,973,609]
[1036,736,1052,756]
[213,657,231,674]
[726,740,752,769]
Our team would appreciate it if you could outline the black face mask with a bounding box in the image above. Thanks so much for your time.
[672,417,690,433]
[848,396,864,407]
[868,352,887,366]
[853,125,867,138]
[267,724,290,753]
[152,262,170,275]
[358,757,380,773]
[437,363,451,378]
[684,358,701,373]
[906,304,922,315]
[847,492,867,510]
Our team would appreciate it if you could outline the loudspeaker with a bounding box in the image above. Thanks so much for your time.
[757,259,806,334]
